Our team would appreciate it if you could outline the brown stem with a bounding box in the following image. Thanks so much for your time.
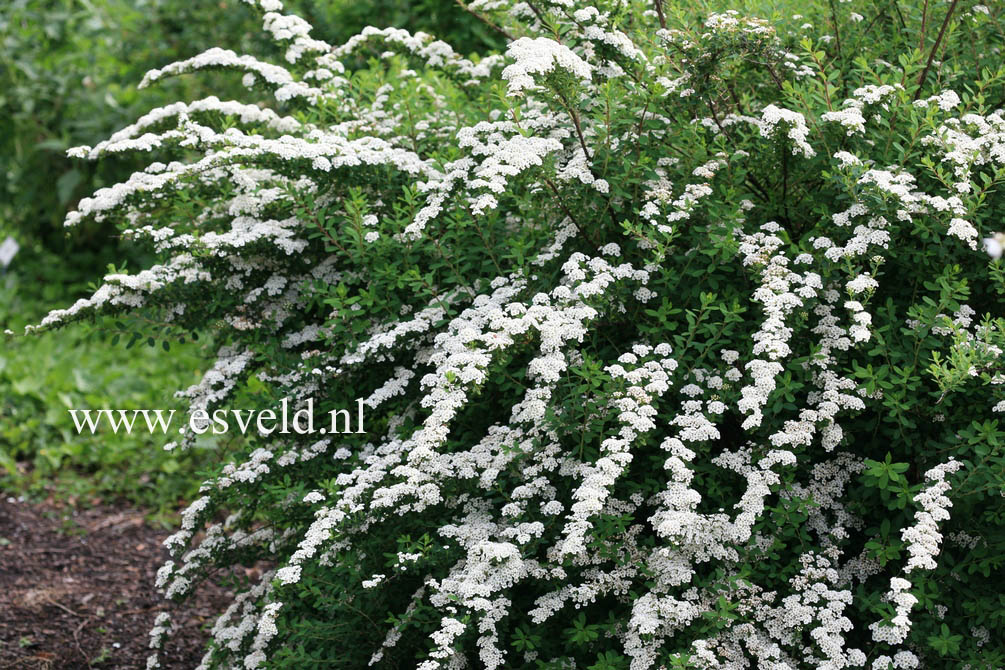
[827,0,843,62]
[553,86,592,161]
[472,218,504,274]
[544,178,592,244]
[704,92,773,201]
[314,211,349,257]
[726,82,745,114]
[525,0,558,40]
[653,0,667,30]
[918,0,930,53]
[764,62,786,92]
[455,1,515,42]
[914,0,960,100]
[889,1,908,31]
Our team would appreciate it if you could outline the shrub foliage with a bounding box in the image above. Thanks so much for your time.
[29,0,1005,668]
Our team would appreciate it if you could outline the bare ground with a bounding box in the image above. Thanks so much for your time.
[0,498,230,669]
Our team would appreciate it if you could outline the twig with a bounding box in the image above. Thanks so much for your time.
[553,86,592,161]
[703,91,772,202]
[20,547,73,553]
[45,597,82,618]
[653,0,667,30]
[543,178,592,243]
[918,0,930,53]
[455,1,514,42]
[827,0,843,62]
[914,0,960,100]
[72,619,93,669]
[763,61,786,92]
[524,1,558,40]
[726,82,745,114]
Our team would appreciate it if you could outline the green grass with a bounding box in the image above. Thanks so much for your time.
[0,263,222,519]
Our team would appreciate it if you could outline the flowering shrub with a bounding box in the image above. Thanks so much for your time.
[29,0,1005,668]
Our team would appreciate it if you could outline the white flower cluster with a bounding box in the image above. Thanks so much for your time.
[870,460,962,647]
[736,223,821,429]
[759,105,816,158]
[901,459,963,573]
[502,37,593,96]
[559,345,675,557]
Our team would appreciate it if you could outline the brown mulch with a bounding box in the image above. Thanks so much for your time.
[0,498,231,670]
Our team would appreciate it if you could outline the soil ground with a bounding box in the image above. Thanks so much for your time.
[0,498,231,669]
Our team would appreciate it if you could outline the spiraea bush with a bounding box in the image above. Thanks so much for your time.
[24,0,1005,667]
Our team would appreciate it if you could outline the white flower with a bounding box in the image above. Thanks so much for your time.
[833,151,862,168]
[947,218,978,249]
[984,232,1005,259]
[501,37,592,97]
[275,565,302,584]
[847,273,878,295]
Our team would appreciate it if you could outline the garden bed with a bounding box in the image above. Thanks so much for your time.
[0,499,229,669]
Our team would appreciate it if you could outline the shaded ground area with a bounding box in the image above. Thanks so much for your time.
[0,498,230,669]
